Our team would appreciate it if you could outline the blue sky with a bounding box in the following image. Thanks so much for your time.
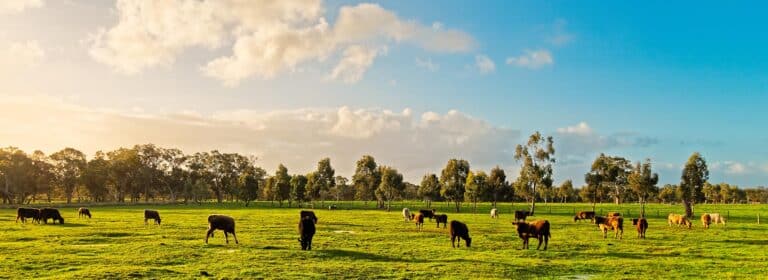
[1,1,766,186]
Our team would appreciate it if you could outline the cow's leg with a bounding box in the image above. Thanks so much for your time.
[536,236,543,250]
[231,231,238,244]
[145,218,148,225]
[224,231,229,244]
[451,235,456,248]
[543,234,549,250]
[205,228,214,244]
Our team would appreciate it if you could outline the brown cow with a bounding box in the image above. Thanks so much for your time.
[16,208,40,223]
[514,210,531,222]
[607,212,621,217]
[300,210,318,224]
[40,208,64,224]
[419,209,436,221]
[298,216,316,250]
[413,213,424,230]
[205,215,238,244]
[667,213,692,229]
[631,218,648,239]
[594,216,623,239]
[144,209,161,225]
[78,207,92,218]
[512,220,551,250]
[435,214,448,228]
[701,213,712,229]
[449,220,471,248]
[573,211,596,222]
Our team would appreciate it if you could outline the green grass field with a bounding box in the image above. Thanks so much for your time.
[2,202,767,279]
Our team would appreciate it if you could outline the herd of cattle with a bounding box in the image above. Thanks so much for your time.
[13,206,728,251]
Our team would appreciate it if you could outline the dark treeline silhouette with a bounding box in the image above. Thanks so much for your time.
[2,138,767,212]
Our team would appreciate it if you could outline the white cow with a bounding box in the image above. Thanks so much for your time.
[490,208,498,219]
[709,213,726,225]
[402,208,412,222]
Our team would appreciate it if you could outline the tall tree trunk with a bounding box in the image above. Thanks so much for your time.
[683,200,693,218]
[529,183,537,215]
[455,201,461,212]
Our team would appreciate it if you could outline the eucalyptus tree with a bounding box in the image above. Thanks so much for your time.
[418,173,440,208]
[679,152,708,218]
[50,147,86,204]
[82,151,110,202]
[513,132,555,215]
[464,170,488,212]
[375,166,404,211]
[352,155,380,205]
[290,174,308,207]
[107,148,141,202]
[556,180,575,203]
[440,158,470,212]
[274,164,291,206]
[628,159,659,217]
[486,166,508,206]
[585,154,632,205]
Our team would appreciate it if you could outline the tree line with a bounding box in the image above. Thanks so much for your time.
[3,133,768,216]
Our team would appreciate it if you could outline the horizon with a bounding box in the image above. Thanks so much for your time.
[2,0,767,186]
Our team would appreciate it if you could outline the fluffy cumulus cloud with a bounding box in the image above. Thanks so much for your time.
[0,95,517,181]
[555,121,658,166]
[88,0,475,85]
[474,54,495,74]
[0,40,45,74]
[415,57,439,72]
[328,45,384,84]
[506,49,554,69]
[0,0,43,14]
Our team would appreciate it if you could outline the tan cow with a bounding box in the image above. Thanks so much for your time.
[701,213,712,229]
[668,213,692,229]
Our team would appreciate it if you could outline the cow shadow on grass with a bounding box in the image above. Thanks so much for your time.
[705,239,768,245]
[317,249,410,262]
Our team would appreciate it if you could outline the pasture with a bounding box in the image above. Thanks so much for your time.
[2,202,767,279]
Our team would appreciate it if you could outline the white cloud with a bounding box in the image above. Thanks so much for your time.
[725,162,747,175]
[328,45,383,84]
[0,40,45,74]
[89,1,475,85]
[555,121,658,166]
[548,19,574,46]
[415,57,439,72]
[0,94,517,181]
[556,121,592,136]
[506,49,554,69]
[0,0,43,14]
[475,54,495,74]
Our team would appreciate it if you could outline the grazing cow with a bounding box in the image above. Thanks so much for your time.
[402,208,412,222]
[298,216,316,250]
[512,220,551,250]
[514,210,531,222]
[490,208,498,219]
[413,213,424,230]
[667,213,692,229]
[205,215,238,244]
[449,220,471,248]
[573,211,596,222]
[144,209,161,225]
[78,207,92,218]
[300,210,318,224]
[16,208,40,223]
[632,218,648,239]
[701,213,712,229]
[607,212,621,217]
[328,205,337,210]
[594,216,623,239]
[435,214,448,228]
[709,213,726,226]
[419,209,436,221]
[39,208,64,224]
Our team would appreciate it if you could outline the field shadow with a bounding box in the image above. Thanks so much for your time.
[706,239,768,245]
[318,249,409,262]
[58,223,89,228]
